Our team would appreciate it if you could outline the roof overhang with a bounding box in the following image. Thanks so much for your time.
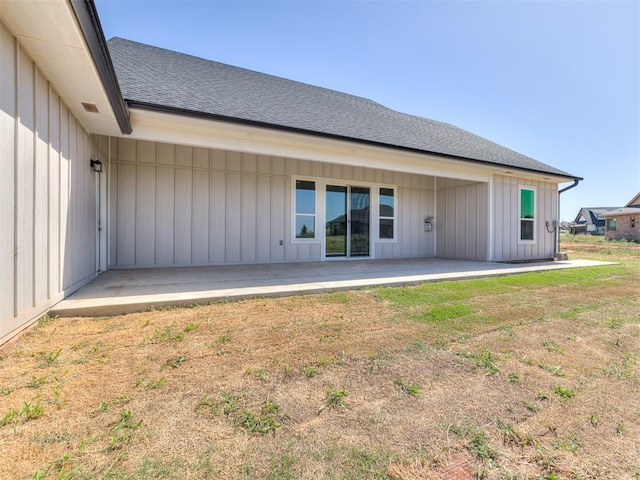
[127,106,576,184]
[625,192,640,207]
[601,207,640,217]
[0,0,131,135]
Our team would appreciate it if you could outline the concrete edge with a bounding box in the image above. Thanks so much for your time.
[49,259,617,317]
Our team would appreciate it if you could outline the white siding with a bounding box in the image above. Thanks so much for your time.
[435,179,489,261]
[0,23,100,344]
[106,139,437,266]
[492,175,558,261]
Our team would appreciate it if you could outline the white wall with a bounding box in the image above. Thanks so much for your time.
[0,21,100,345]
[492,174,558,261]
[435,178,489,261]
[106,137,437,266]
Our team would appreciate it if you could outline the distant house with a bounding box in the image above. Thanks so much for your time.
[602,192,640,241]
[569,207,619,235]
[626,192,640,208]
[0,0,582,344]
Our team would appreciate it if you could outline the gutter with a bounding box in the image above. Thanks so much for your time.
[559,179,580,195]
[557,179,581,255]
[69,0,132,134]
[126,100,583,183]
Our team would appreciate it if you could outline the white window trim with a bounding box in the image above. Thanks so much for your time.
[290,176,398,253]
[292,177,318,243]
[518,185,537,244]
[377,186,397,243]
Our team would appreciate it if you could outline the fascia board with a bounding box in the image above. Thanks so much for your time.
[127,108,573,184]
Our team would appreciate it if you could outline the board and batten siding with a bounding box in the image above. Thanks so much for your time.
[0,21,101,344]
[492,174,558,261]
[106,137,436,267]
[435,179,489,261]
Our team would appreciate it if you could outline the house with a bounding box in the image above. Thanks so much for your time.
[602,192,640,241]
[569,207,619,235]
[626,191,640,208]
[0,0,582,345]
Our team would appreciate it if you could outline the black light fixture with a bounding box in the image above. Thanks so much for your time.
[90,159,103,173]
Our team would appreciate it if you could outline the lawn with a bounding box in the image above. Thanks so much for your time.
[1,235,639,479]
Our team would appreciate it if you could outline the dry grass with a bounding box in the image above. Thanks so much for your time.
[1,236,639,479]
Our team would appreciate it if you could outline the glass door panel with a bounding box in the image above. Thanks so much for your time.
[325,185,347,257]
[350,186,370,257]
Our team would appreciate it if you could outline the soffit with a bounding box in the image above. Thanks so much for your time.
[128,108,572,184]
[0,0,122,135]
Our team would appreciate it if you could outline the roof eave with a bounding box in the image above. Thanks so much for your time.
[602,207,640,217]
[69,0,132,134]
[126,100,581,182]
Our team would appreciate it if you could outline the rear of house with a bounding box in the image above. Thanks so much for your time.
[0,0,581,346]
[103,137,561,268]
[103,37,567,268]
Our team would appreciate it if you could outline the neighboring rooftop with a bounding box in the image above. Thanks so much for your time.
[625,191,640,208]
[573,207,622,224]
[602,207,640,217]
[107,37,578,180]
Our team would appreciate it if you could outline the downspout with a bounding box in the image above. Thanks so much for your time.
[557,179,580,255]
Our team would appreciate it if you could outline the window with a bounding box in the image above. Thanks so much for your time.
[631,217,636,229]
[519,187,535,242]
[379,187,395,240]
[607,218,617,232]
[295,180,316,239]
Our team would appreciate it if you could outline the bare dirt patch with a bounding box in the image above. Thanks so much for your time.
[1,244,639,479]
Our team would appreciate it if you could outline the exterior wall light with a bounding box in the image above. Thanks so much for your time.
[90,159,103,173]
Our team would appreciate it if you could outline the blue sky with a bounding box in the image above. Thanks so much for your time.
[95,0,639,221]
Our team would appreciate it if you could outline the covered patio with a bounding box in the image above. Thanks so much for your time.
[51,258,611,317]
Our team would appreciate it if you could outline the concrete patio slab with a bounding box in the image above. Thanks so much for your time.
[50,258,615,317]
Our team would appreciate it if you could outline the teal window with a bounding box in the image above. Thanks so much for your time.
[295,180,315,239]
[519,187,535,241]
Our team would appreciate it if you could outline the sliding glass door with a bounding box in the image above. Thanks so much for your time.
[326,186,347,257]
[325,185,370,258]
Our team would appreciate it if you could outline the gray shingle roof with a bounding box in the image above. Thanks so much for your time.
[107,37,577,179]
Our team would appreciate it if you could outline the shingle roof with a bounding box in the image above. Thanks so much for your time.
[107,37,577,179]
[574,207,620,224]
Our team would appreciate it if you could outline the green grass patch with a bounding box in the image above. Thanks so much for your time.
[377,266,629,309]
[237,403,282,434]
[197,392,284,434]
[1,400,44,427]
[554,385,575,399]
[602,352,637,379]
[416,303,472,323]
[37,349,63,368]
[376,265,630,337]
[109,409,142,451]
[394,377,421,395]
[459,349,500,375]
[321,291,352,304]
[152,324,184,343]
[321,389,348,411]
